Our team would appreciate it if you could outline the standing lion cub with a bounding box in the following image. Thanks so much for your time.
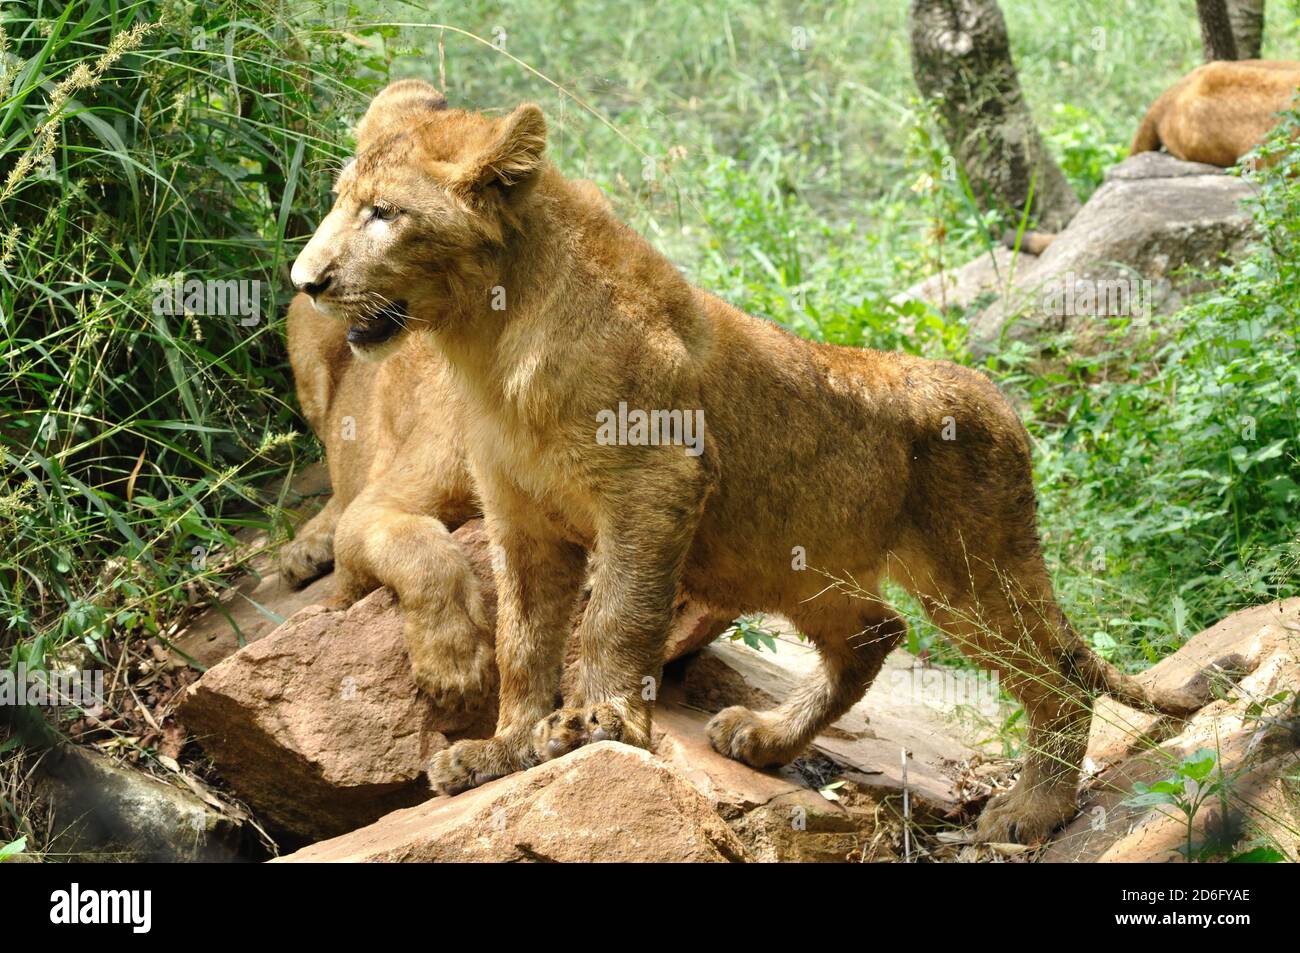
[291,80,1201,844]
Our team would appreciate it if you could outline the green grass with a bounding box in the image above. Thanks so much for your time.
[0,0,362,667]
[1,0,1298,837]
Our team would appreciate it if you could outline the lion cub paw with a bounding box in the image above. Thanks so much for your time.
[974,786,1076,845]
[706,706,800,768]
[531,703,625,761]
[408,621,495,711]
[428,736,533,796]
[277,534,334,589]
[410,646,495,711]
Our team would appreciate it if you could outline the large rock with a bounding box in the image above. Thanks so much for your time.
[180,517,731,842]
[897,152,1256,354]
[179,587,487,842]
[1042,599,1300,862]
[272,679,884,864]
[274,742,748,863]
[35,745,250,862]
[653,700,862,862]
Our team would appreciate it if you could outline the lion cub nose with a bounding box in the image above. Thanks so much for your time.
[292,269,333,298]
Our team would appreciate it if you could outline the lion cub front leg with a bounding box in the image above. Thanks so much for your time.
[428,517,587,795]
[334,490,495,709]
[532,485,702,763]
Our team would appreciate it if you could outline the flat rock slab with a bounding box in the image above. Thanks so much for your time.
[652,700,861,861]
[681,636,1005,813]
[652,701,805,815]
[173,569,336,671]
[173,463,334,669]
[275,742,748,863]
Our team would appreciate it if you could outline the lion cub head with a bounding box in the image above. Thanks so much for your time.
[291,80,547,359]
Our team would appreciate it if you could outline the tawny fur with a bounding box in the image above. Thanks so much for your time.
[283,167,620,710]
[292,81,1203,844]
[281,294,492,710]
[1131,60,1300,166]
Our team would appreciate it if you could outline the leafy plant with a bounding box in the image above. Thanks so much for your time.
[996,111,1300,669]
[1043,102,1127,197]
[0,0,381,672]
[725,615,779,653]
[1227,844,1285,863]
[1125,748,1227,861]
[0,836,26,862]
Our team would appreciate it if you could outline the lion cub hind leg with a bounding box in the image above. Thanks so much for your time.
[707,592,906,768]
[333,490,495,710]
[919,560,1090,845]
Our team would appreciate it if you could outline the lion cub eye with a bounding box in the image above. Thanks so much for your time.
[370,202,401,223]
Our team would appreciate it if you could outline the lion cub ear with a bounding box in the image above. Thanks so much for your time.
[356,79,447,142]
[456,103,547,192]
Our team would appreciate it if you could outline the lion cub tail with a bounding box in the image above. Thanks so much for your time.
[1069,643,1205,717]
[1129,108,1161,156]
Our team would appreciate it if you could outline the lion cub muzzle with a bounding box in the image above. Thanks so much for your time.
[344,300,407,348]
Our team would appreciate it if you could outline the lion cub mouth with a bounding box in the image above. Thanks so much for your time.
[346,301,406,347]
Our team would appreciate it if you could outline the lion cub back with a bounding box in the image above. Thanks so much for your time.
[1131,60,1300,166]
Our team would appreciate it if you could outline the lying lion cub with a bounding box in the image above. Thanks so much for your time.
[1131,59,1300,166]
[292,81,1200,844]
[279,293,493,709]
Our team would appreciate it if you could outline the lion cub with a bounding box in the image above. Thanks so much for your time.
[1131,59,1300,166]
[292,81,1199,844]
[280,293,493,709]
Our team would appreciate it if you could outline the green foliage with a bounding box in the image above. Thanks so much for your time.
[1043,102,1127,196]
[0,835,26,861]
[725,615,779,653]
[2,0,1298,703]
[1125,747,1227,861]
[0,1,378,664]
[1228,845,1285,863]
[1002,115,1300,668]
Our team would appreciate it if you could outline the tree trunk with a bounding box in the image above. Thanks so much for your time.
[1198,0,1239,61]
[909,0,1079,232]
[1226,0,1265,59]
